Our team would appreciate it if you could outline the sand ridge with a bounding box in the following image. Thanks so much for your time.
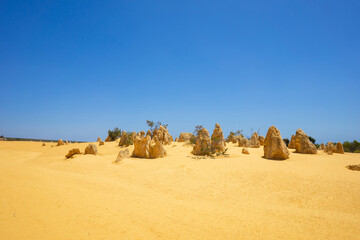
[0,141,360,239]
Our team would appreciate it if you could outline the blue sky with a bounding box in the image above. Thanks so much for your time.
[0,0,359,143]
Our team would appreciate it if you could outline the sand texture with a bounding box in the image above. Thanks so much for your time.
[0,141,360,239]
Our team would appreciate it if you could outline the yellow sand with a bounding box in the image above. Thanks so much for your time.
[0,140,359,240]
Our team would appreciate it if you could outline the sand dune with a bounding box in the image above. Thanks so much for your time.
[0,141,359,239]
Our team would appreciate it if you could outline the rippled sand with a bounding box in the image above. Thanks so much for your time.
[0,141,359,239]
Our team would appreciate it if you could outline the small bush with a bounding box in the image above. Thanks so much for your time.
[146,120,168,132]
[108,127,122,141]
[343,140,360,153]
[122,131,134,146]
[283,138,289,146]
[308,136,316,144]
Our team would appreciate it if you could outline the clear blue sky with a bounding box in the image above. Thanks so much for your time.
[1,0,359,143]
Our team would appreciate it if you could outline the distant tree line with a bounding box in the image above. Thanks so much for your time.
[343,141,360,153]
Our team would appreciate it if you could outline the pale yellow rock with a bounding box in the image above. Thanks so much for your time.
[116,149,130,162]
[249,132,260,148]
[210,123,226,153]
[65,148,81,158]
[84,144,97,155]
[57,139,64,146]
[178,132,193,142]
[242,148,249,154]
[294,129,317,154]
[263,126,290,160]
[192,128,211,156]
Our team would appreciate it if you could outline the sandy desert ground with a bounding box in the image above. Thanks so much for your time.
[0,140,359,240]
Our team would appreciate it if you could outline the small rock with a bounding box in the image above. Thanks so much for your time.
[65,148,81,158]
[242,148,249,154]
[84,144,98,155]
[116,149,130,162]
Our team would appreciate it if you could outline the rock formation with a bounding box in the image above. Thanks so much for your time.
[105,135,111,142]
[97,137,102,142]
[132,135,167,158]
[140,131,146,138]
[175,137,178,142]
[119,131,130,147]
[288,135,296,149]
[263,126,290,160]
[326,142,344,154]
[191,128,211,156]
[325,142,335,154]
[318,143,325,150]
[116,149,130,162]
[84,144,98,155]
[149,136,167,158]
[210,123,226,153]
[146,130,152,137]
[238,137,250,148]
[132,135,151,158]
[294,129,317,154]
[152,126,171,145]
[335,142,344,154]
[249,132,260,148]
[178,132,193,142]
[65,148,81,158]
[0,136,6,141]
[99,141,104,146]
[65,140,69,144]
[242,148,249,154]
[57,139,64,146]
[259,136,265,146]
[42,142,46,146]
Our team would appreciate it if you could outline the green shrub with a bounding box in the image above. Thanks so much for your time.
[343,140,360,153]
[308,136,316,144]
[121,131,134,146]
[146,120,168,132]
[108,127,122,141]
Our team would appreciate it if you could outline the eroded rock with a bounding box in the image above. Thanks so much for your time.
[263,126,290,160]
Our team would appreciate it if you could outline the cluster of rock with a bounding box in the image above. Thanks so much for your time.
[0,136,6,141]
[324,142,344,154]
[293,129,317,154]
[318,143,326,150]
[237,133,264,148]
[192,123,227,156]
[263,126,290,160]
[178,132,193,142]
[132,135,167,158]
[288,135,296,149]
[226,134,239,143]
[238,137,250,147]
[152,126,172,145]
[65,144,98,158]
